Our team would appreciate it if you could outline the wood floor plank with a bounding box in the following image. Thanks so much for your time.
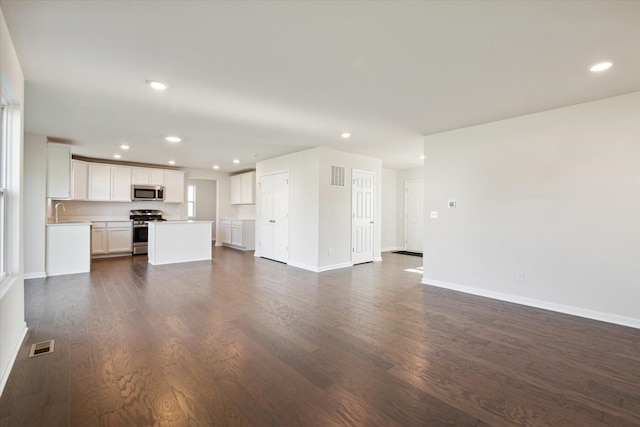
[1,247,638,426]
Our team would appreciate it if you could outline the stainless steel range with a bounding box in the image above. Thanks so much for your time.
[130,209,166,255]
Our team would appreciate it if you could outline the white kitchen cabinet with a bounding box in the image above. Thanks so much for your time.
[92,221,132,256]
[231,222,243,246]
[230,175,242,204]
[88,163,112,201]
[220,219,232,244]
[164,170,185,203]
[149,169,165,185]
[71,160,88,200]
[132,168,165,186]
[221,219,254,251]
[230,171,255,204]
[91,222,108,255]
[111,166,132,201]
[132,168,149,185]
[47,143,71,199]
[107,221,133,253]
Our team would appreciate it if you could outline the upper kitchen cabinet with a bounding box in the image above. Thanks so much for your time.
[230,171,256,204]
[47,143,71,198]
[132,168,164,186]
[88,163,132,202]
[111,166,132,201]
[164,170,185,203]
[88,163,111,201]
[71,160,88,200]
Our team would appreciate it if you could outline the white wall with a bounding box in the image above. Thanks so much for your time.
[185,168,235,246]
[0,7,27,395]
[188,178,217,239]
[381,168,398,251]
[23,133,47,278]
[396,167,424,250]
[318,148,382,268]
[256,148,320,269]
[256,147,382,271]
[422,92,640,328]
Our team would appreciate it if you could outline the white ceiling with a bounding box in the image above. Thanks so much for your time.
[1,0,639,172]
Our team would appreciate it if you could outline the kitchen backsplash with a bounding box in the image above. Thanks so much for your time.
[51,200,185,220]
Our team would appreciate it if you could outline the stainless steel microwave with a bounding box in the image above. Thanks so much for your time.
[132,185,165,201]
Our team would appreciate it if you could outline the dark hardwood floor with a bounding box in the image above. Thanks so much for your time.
[1,247,639,426]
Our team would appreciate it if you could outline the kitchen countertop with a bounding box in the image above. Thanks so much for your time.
[46,220,92,226]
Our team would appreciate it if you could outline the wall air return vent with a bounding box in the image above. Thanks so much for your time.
[330,165,346,187]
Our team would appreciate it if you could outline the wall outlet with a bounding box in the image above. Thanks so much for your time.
[430,211,438,219]
[516,271,524,281]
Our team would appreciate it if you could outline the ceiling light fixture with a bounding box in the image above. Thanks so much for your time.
[590,62,612,72]
[113,154,121,159]
[233,159,240,164]
[168,160,176,165]
[120,144,130,150]
[165,136,182,143]
[341,132,352,139]
[213,165,220,170]
[146,80,168,91]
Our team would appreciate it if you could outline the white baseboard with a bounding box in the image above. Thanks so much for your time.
[24,272,46,280]
[318,262,353,272]
[287,261,320,272]
[381,246,403,252]
[422,277,640,329]
[374,256,383,262]
[0,325,28,398]
[286,261,353,273]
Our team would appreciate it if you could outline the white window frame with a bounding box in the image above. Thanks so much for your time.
[187,184,196,219]
[0,102,8,282]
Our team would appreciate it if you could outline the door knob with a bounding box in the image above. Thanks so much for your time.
[370,221,374,224]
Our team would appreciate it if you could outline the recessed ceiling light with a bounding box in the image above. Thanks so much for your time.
[233,159,240,164]
[590,62,612,72]
[120,144,130,150]
[168,160,176,165]
[113,154,121,159]
[165,136,182,143]
[146,80,168,91]
[341,132,352,139]
[419,155,425,160]
[213,165,220,170]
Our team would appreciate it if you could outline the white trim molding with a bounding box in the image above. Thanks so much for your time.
[0,325,27,397]
[24,272,46,280]
[422,277,640,330]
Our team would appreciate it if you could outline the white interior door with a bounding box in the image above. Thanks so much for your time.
[260,172,289,263]
[405,179,424,252]
[352,170,375,264]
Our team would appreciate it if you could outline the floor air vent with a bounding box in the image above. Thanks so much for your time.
[29,340,55,357]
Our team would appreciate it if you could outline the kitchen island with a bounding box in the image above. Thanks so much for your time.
[147,220,213,265]
[46,221,92,276]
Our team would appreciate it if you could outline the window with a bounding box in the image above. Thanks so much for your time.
[0,102,7,280]
[187,184,196,218]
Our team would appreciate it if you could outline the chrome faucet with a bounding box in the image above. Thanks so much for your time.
[54,202,66,224]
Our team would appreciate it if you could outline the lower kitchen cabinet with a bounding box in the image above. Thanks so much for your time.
[92,221,133,256]
[220,219,254,251]
[91,224,108,255]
